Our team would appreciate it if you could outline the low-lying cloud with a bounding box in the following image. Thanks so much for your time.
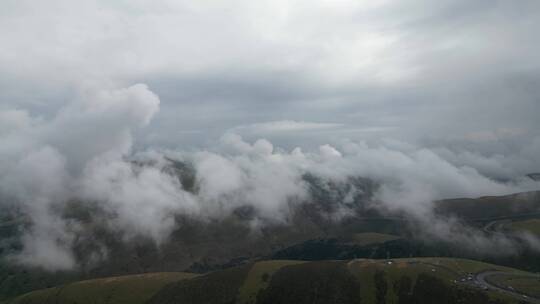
[0,84,539,270]
[0,83,160,269]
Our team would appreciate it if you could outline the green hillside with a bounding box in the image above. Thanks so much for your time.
[508,219,540,237]
[435,191,540,220]
[9,258,539,304]
[7,272,196,304]
[488,274,540,298]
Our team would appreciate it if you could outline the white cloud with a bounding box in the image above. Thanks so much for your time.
[0,110,33,135]
[231,120,344,134]
[0,83,165,269]
[1,0,540,270]
[79,156,199,242]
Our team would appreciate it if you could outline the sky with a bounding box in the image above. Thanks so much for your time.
[1,0,539,152]
[1,0,540,269]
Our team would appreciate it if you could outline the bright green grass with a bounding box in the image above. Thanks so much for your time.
[9,272,197,304]
[237,260,305,304]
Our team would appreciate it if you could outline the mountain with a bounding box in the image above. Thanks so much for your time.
[1,161,540,302]
[7,258,538,304]
[434,191,540,220]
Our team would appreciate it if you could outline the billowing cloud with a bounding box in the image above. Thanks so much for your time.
[1,100,539,269]
[1,1,539,153]
[0,0,540,271]
[0,84,162,269]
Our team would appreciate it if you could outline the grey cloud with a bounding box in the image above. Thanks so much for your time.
[1,0,540,270]
[2,1,540,153]
[0,84,162,269]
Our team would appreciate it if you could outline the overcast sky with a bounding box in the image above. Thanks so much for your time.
[1,0,540,160]
[3,1,540,269]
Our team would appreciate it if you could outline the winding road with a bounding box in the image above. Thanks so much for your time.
[480,212,540,234]
[348,259,540,303]
[474,271,540,304]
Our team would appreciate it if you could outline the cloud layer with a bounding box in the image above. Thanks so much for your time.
[0,1,540,270]
[1,1,540,152]
[0,84,160,269]
[0,84,539,269]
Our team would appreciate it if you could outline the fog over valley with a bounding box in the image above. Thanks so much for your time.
[1,1,540,303]
[1,85,539,269]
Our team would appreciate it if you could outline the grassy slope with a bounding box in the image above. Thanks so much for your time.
[508,219,540,236]
[8,258,539,304]
[255,260,361,304]
[7,272,196,304]
[152,258,536,304]
[348,258,525,304]
[147,264,252,304]
[488,274,540,298]
[435,191,540,220]
[237,260,305,304]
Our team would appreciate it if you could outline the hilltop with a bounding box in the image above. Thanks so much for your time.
[6,258,539,304]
